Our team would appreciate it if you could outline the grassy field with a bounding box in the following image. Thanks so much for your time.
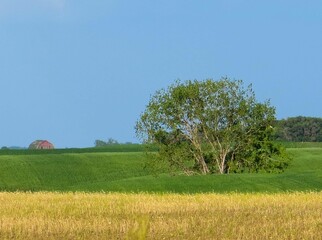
[0,147,321,193]
[0,192,321,239]
[0,144,145,155]
[277,141,322,148]
[0,145,321,239]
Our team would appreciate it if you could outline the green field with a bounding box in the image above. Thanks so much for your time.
[0,146,321,193]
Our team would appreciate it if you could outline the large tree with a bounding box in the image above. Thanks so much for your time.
[136,78,289,175]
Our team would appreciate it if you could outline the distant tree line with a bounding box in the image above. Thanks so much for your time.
[274,116,322,142]
[94,138,119,147]
[94,138,134,147]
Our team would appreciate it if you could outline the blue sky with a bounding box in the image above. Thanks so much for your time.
[0,0,321,148]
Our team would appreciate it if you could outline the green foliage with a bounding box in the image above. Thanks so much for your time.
[275,116,322,142]
[136,78,289,174]
[94,138,119,147]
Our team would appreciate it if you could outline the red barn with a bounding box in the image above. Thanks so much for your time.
[29,140,55,149]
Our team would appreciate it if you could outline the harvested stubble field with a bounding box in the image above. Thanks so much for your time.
[0,192,321,239]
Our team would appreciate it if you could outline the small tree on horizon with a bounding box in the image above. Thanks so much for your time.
[94,138,119,147]
[136,78,289,175]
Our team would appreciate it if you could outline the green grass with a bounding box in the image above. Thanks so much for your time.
[0,148,321,193]
[0,152,147,191]
[278,141,322,148]
[0,144,144,155]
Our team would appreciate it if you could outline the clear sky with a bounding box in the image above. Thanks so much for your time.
[0,0,321,148]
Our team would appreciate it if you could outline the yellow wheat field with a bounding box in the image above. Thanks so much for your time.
[0,192,321,240]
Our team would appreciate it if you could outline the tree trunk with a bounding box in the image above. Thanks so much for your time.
[218,150,228,174]
[199,157,210,174]
[188,131,210,174]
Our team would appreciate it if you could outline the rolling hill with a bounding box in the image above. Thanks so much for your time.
[0,147,321,193]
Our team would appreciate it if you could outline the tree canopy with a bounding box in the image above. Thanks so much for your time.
[94,138,119,147]
[136,78,289,175]
[275,116,322,142]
